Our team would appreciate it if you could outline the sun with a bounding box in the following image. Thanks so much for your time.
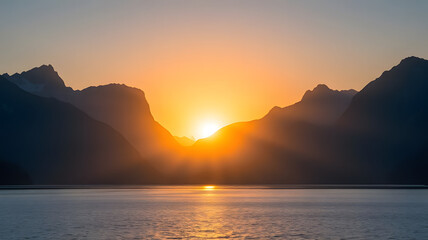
[197,122,221,139]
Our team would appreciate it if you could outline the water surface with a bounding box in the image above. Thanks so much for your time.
[0,186,427,239]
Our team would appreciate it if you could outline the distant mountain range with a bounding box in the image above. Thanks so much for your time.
[2,65,179,161]
[186,83,358,183]
[189,56,428,184]
[1,56,427,184]
[0,77,160,184]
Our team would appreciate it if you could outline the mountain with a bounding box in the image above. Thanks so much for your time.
[188,56,428,184]
[3,66,180,162]
[334,56,428,183]
[1,64,73,99]
[174,136,195,146]
[71,84,180,160]
[2,56,427,185]
[0,160,31,185]
[0,76,160,184]
[183,84,357,184]
[339,56,428,133]
[194,84,356,150]
[266,84,357,126]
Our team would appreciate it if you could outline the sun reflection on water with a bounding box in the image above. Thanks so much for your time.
[203,185,216,190]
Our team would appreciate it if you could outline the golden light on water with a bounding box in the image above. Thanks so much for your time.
[203,185,216,190]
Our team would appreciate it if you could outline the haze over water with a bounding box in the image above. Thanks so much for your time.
[1,187,427,239]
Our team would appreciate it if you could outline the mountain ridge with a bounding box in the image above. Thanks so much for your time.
[0,75,161,184]
[1,56,427,184]
[3,66,180,161]
[189,56,428,184]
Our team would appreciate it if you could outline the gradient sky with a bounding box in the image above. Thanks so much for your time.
[1,0,428,138]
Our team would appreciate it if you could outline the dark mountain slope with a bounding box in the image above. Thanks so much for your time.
[335,56,428,183]
[0,76,160,184]
[339,56,428,134]
[72,84,180,159]
[3,66,179,161]
[2,64,73,99]
[0,160,32,185]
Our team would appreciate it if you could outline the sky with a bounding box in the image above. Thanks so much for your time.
[1,0,428,138]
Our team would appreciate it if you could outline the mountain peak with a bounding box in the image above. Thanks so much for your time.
[37,64,55,71]
[313,83,330,91]
[23,64,57,76]
[399,56,427,65]
[391,56,428,76]
[8,64,67,90]
[302,84,332,100]
[338,56,428,133]
[264,84,357,126]
[302,84,357,102]
[302,84,354,102]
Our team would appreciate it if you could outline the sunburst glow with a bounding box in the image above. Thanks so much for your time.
[197,122,221,139]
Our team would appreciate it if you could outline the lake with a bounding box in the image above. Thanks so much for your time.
[0,186,427,239]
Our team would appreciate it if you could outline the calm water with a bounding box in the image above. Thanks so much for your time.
[0,187,427,239]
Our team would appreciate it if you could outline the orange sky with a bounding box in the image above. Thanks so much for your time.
[1,1,428,138]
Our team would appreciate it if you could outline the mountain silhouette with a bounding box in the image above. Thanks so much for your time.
[194,84,356,149]
[0,76,160,184]
[3,66,179,163]
[188,57,428,184]
[2,64,73,99]
[266,84,357,125]
[339,56,428,133]
[334,56,428,183]
[71,84,180,161]
[184,84,357,183]
[1,56,427,184]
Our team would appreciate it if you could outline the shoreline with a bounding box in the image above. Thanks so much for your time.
[0,184,427,190]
